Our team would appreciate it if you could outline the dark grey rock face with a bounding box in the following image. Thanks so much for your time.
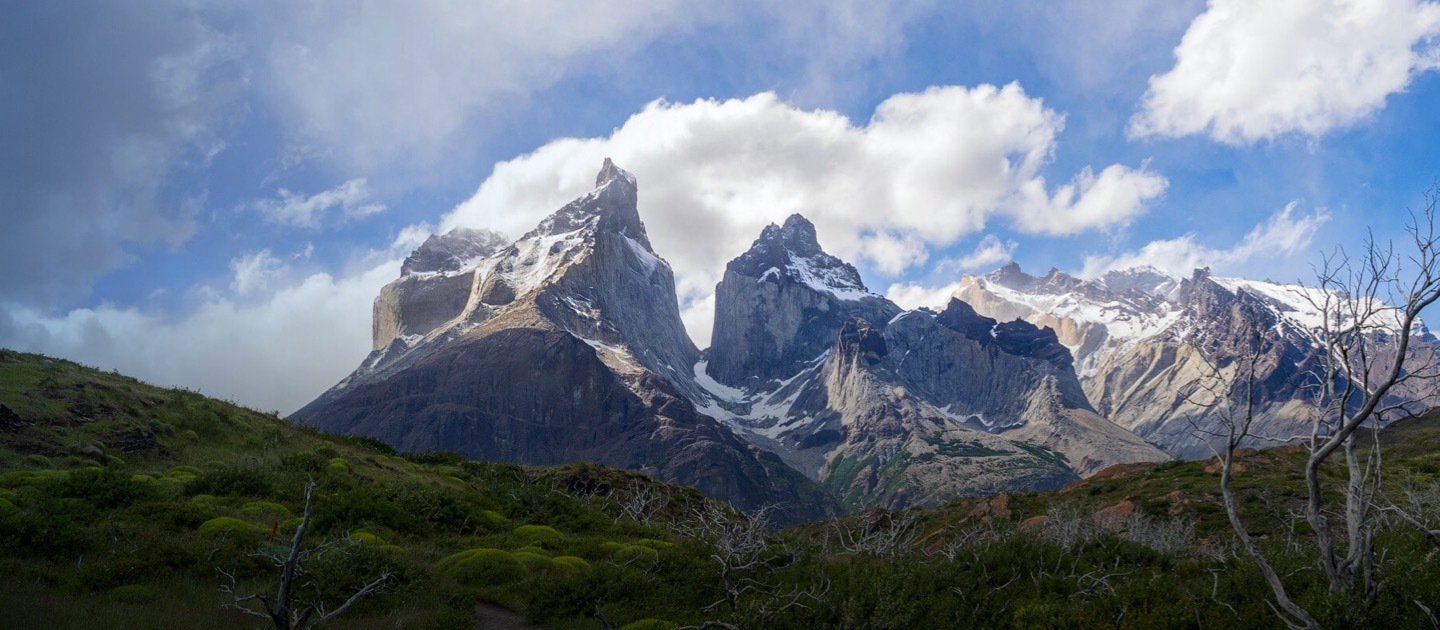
[296,161,836,524]
[707,214,901,387]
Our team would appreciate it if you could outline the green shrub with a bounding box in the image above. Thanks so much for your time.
[281,450,327,473]
[514,545,549,557]
[0,498,15,513]
[512,524,563,547]
[198,517,265,537]
[480,510,508,528]
[404,451,464,466]
[513,551,553,571]
[350,530,384,546]
[240,501,291,518]
[634,538,674,550]
[185,466,276,497]
[552,556,591,572]
[21,454,52,468]
[130,474,155,484]
[58,466,157,508]
[107,584,158,604]
[443,549,523,586]
[612,545,659,566]
[328,457,351,474]
[170,465,204,477]
[620,620,675,630]
[180,429,200,442]
[0,489,17,501]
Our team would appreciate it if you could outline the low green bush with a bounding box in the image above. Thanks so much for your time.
[612,545,659,566]
[513,545,549,557]
[198,517,265,537]
[513,551,553,571]
[442,549,523,586]
[552,556,591,572]
[620,620,675,630]
[240,501,291,518]
[512,524,563,547]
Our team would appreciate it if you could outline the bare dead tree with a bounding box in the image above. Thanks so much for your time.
[1186,185,1440,628]
[826,508,922,557]
[1293,188,1440,603]
[219,479,393,630]
[610,483,669,527]
[672,502,826,627]
[1187,325,1318,628]
[1379,474,1440,551]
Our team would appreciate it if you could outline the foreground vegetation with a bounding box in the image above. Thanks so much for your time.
[1,349,1438,628]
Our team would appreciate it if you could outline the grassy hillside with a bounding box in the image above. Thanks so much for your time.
[2,348,1438,628]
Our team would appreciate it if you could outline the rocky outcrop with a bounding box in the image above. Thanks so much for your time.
[707,214,901,387]
[401,227,510,276]
[373,227,509,351]
[692,223,1166,511]
[955,263,1438,459]
[296,161,836,523]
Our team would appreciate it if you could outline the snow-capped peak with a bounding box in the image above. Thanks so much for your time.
[730,213,876,301]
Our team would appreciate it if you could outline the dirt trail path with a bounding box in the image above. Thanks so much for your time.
[475,601,544,629]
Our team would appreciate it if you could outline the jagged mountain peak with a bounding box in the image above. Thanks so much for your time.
[523,159,647,247]
[401,226,510,277]
[729,213,872,301]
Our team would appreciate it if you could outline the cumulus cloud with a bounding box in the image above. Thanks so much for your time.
[249,179,386,228]
[441,86,1166,345]
[1079,203,1331,277]
[0,258,400,415]
[1131,0,1440,144]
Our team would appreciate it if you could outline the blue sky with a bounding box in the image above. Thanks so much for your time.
[3,0,1439,414]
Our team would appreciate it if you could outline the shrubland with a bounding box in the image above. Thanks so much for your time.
[1,348,1437,628]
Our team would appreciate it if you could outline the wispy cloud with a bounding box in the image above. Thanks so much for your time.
[1079,203,1331,277]
[249,178,385,228]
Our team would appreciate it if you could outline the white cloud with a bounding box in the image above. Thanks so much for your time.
[229,249,288,295]
[1131,0,1440,144]
[256,0,702,172]
[1079,203,1331,277]
[252,1,938,174]
[250,178,385,228]
[939,234,1018,272]
[1,258,400,415]
[441,86,1166,346]
[885,280,966,311]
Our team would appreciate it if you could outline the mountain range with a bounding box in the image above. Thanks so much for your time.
[294,160,1433,518]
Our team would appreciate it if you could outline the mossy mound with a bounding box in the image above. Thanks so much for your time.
[350,530,384,546]
[512,551,553,571]
[620,620,675,630]
[612,545,659,566]
[441,549,523,586]
[240,501,291,518]
[513,545,549,557]
[551,556,591,572]
[198,517,264,537]
[512,524,563,547]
